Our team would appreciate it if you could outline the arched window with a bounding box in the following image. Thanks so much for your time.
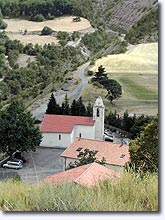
[97,108,100,117]
[79,133,82,138]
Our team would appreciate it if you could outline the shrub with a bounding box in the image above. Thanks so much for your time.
[41,26,53,35]
[32,14,45,22]
[0,19,7,29]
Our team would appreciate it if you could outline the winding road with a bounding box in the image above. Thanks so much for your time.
[30,61,90,121]
[68,61,89,101]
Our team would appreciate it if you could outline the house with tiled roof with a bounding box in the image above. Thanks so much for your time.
[44,162,120,187]
[60,138,130,171]
[40,97,105,148]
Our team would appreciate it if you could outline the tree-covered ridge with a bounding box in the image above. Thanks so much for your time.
[0,31,85,106]
[0,0,74,20]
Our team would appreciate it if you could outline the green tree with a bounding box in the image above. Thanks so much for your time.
[70,99,78,115]
[32,14,45,22]
[0,19,7,30]
[70,97,86,116]
[93,65,122,103]
[76,96,86,116]
[105,110,121,128]
[0,100,42,156]
[130,114,152,138]
[68,148,106,169]
[86,100,93,116]
[61,93,70,115]
[121,110,136,132]
[46,93,60,114]
[57,31,69,41]
[105,79,122,103]
[128,115,158,173]
[95,65,107,81]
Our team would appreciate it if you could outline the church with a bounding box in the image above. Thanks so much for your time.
[40,96,105,148]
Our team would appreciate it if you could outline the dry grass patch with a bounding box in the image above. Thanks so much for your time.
[90,43,158,74]
[4,16,91,33]
[6,33,59,46]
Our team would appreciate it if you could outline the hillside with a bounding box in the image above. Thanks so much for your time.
[0,0,158,115]
[94,0,157,30]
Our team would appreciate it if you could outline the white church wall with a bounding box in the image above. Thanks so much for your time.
[73,124,95,140]
[40,132,72,148]
[63,157,79,170]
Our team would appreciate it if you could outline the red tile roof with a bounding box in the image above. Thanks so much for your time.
[61,138,130,166]
[40,114,95,133]
[44,162,120,187]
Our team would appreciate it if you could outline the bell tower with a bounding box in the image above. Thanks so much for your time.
[93,96,105,140]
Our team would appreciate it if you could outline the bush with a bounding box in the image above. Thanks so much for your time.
[57,31,69,41]
[41,26,53,35]
[32,14,45,22]
[0,19,7,29]
[87,70,94,76]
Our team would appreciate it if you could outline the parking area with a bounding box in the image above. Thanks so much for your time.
[0,147,64,183]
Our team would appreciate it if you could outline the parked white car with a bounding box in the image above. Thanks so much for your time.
[3,161,23,169]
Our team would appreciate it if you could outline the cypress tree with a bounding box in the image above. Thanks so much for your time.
[61,93,70,115]
[71,99,78,116]
[45,93,60,114]
[77,97,86,116]
[86,100,93,116]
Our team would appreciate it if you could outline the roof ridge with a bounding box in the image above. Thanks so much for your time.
[75,137,105,143]
[74,162,97,183]
[45,114,93,118]
[75,137,121,145]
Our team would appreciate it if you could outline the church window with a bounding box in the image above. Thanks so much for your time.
[59,134,61,140]
[97,108,100,117]
[79,133,82,138]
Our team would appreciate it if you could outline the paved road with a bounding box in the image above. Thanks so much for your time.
[69,61,90,101]
[0,147,64,183]
[30,61,90,121]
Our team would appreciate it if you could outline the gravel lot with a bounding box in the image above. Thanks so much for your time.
[0,147,64,183]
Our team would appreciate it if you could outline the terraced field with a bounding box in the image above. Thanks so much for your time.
[3,16,91,45]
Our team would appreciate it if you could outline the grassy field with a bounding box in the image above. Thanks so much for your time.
[0,171,158,211]
[86,43,158,116]
[4,16,91,45]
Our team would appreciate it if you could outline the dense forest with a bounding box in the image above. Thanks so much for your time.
[0,0,95,22]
